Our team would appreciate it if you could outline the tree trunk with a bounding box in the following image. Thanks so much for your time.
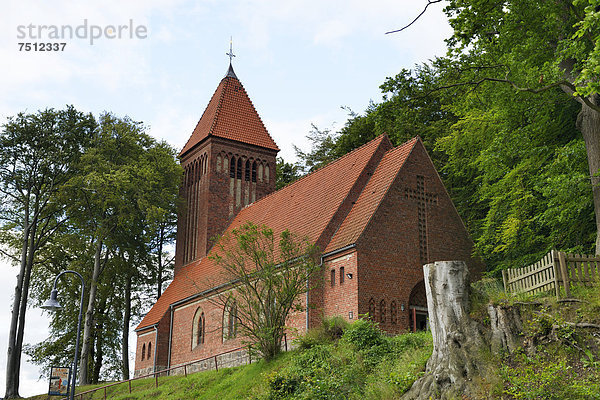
[79,239,102,385]
[92,297,107,384]
[122,274,132,380]
[156,224,164,299]
[404,261,525,399]
[4,209,30,399]
[576,94,600,254]
[560,75,600,254]
[12,218,38,393]
[404,261,487,400]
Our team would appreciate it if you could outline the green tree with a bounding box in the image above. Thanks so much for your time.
[294,124,338,173]
[0,107,95,398]
[275,157,301,190]
[439,0,600,253]
[59,113,181,383]
[210,222,319,361]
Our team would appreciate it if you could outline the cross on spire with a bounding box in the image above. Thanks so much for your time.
[226,37,236,64]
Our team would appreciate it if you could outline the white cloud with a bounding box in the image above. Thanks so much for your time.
[265,109,347,163]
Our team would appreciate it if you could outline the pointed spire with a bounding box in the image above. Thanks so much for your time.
[226,63,238,79]
[180,47,279,156]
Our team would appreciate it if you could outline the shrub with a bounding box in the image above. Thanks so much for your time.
[294,316,350,349]
[266,371,300,399]
[341,319,384,351]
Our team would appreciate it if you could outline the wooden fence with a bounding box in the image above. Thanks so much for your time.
[502,250,600,298]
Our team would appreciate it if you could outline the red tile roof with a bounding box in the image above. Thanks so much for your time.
[179,66,279,156]
[136,135,420,331]
[325,137,418,253]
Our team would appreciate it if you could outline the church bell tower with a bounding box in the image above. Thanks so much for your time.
[175,60,279,273]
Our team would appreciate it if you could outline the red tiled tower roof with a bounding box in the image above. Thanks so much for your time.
[180,64,279,157]
[136,135,424,332]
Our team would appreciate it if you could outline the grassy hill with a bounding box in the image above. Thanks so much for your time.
[26,282,600,400]
[26,320,432,400]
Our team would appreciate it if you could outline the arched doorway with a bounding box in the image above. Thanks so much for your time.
[408,280,429,332]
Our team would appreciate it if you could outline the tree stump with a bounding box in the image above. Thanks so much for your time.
[404,260,487,400]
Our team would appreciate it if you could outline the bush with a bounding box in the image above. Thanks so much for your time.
[262,321,432,400]
[341,319,384,351]
[266,371,300,399]
[294,316,350,349]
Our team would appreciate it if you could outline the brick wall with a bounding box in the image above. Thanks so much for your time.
[322,249,359,323]
[163,284,307,370]
[133,329,156,377]
[169,295,244,367]
[356,141,482,334]
[175,137,277,274]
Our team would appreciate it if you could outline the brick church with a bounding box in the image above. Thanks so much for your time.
[133,63,480,377]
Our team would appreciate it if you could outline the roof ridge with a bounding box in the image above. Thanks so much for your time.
[232,79,279,151]
[181,78,225,156]
[324,136,420,254]
[208,76,231,137]
[242,134,388,209]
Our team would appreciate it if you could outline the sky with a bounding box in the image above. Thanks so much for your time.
[0,0,453,396]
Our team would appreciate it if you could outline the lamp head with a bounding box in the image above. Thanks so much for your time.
[41,289,63,311]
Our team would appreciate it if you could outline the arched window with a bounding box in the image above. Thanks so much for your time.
[223,299,238,341]
[379,299,386,323]
[258,164,264,182]
[245,160,250,181]
[265,164,270,183]
[147,342,152,359]
[141,343,146,361]
[390,300,398,325]
[252,161,257,182]
[230,156,236,178]
[368,298,376,320]
[192,308,205,348]
[223,156,229,173]
[236,158,242,179]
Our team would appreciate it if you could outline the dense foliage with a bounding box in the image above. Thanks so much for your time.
[263,319,432,400]
[293,64,595,275]
[0,108,182,389]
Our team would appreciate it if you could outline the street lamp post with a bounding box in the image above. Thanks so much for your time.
[41,270,85,400]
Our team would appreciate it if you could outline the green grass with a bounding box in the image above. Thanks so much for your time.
[27,356,291,400]
[25,322,432,400]
[25,283,598,400]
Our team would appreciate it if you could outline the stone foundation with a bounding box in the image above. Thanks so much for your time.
[166,348,250,376]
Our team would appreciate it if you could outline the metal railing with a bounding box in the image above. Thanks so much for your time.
[70,346,249,400]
